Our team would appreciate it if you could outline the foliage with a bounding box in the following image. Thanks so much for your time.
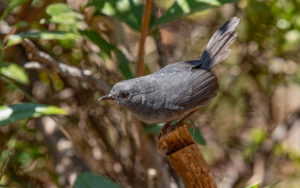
[0,63,29,84]
[145,123,207,145]
[188,127,206,145]
[80,30,133,78]
[46,3,84,25]
[0,103,66,126]
[88,0,148,31]
[89,0,238,30]
[1,0,300,187]
[5,31,79,48]
[152,0,238,27]
[74,172,122,188]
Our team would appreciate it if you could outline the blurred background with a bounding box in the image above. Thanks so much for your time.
[1,0,300,187]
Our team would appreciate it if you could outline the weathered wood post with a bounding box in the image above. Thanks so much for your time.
[157,125,217,188]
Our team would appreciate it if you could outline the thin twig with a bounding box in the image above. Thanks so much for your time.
[154,29,168,68]
[0,150,14,181]
[21,39,111,93]
[137,0,153,77]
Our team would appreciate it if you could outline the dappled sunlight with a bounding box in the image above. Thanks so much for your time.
[2,0,300,187]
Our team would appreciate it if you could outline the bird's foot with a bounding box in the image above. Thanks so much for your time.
[158,122,171,139]
[158,121,185,139]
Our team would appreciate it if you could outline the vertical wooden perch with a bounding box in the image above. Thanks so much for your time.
[158,125,217,188]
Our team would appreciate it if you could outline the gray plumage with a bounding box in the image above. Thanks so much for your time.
[100,17,239,124]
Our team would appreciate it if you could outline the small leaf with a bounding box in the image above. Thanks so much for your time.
[5,31,79,48]
[246,182,260,188]
[144,123,164,134]
[0,63,29,84]
[145,123,206,144]
[46,3,83,25]
[188,127,206,145]
[5,35,23,48]
[144,121,178,134]
[80,30,115,56]
[0,103,66,126]
[74,172,122,188]
[152,0,238,27]
[251,128,266,144]
[46,3,73,15]
[34,106,66,115]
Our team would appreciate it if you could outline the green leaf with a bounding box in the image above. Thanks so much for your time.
[46,3,84,25]
[5,31,79,48]
[246,182,260,188]
[81,30,133,79]
[80,30,115,56]
[144,123,164,134]
[0,103,66,126]
[152,0,238,27]
[145,124,207,145]
[74,172,122,188]
[144,121,178,134]
[88,0,156,31]
[188,127,206,145]
[0,63,29,84]
[251,128,266,144]
[0,0,28,21]
[5,35,23,47]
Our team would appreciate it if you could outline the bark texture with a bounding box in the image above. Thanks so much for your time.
[158,125,216,188]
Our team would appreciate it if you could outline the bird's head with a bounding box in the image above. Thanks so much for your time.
[99,79,143,108]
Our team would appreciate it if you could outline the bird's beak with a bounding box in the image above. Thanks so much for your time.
[98,94,114,101]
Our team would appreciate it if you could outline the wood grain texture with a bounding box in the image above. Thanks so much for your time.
[158,125,216,188]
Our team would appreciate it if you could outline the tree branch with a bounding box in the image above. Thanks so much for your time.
[21,39,111,93]
[137,0,153,77]
[0,150,14,181]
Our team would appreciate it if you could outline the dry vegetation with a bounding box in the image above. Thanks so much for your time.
[1,0,300,187]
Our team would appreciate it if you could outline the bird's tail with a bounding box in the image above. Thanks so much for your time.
[199,17,239,70]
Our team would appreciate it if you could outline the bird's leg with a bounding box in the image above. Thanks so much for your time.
[175,109,199,128]
[159,110,200,139]
[158,121,171,139]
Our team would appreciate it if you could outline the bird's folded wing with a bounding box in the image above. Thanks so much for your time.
[153,61,218,110]
[179,69,219,109]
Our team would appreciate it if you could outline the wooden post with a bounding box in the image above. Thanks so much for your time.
[157,125,217,188]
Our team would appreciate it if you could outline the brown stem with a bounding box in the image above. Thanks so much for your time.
[154,29,168,68]
[137,0,153,77]
[158,125,217,188]
[0,150,14,181]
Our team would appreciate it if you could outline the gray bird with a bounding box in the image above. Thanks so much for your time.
[100,17,239,134]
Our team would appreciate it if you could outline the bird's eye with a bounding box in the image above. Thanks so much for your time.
[120,92,129,99]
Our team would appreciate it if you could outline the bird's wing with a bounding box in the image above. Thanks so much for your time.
[155,61,219,110]
[184,69,218,109]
